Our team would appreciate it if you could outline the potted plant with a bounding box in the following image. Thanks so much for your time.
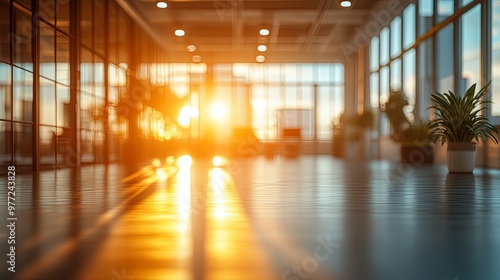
[426,81,498,173]
[400,121,434,165]
[381,89,410,141]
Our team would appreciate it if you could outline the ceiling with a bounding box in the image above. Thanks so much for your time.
[126,0,387,63]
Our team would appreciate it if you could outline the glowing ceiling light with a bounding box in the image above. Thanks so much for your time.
[192,55,202,63]
[256,55,265,63]
[340,1,351,7]
[257,45,267,52]
[259,28,270,36]
[187,44,197,52]
[156,1,167,8]
[175,29,185,36]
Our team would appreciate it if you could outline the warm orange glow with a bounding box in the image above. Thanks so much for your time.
[156,168,168,182]
[166,155,176,166]
[209,102,228,120]
[212,155,228,167]
[151,158,162,168]
[177,106,191,127]
[177,155,193,169]
[177,106,199,128]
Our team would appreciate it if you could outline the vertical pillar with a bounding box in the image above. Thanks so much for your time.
[32,0,40,171]
[70,0,81,168]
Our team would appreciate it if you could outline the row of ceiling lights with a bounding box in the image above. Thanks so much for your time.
[155,1,351,62]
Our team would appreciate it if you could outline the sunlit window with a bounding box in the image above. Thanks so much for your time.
[461,5,481,93]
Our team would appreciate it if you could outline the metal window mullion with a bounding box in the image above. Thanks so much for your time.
[454,0,461,95]
[32,0,40,171]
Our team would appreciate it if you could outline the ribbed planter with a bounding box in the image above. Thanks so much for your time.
[447,142,476,173]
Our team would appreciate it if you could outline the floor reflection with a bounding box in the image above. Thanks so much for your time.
[1,156,500,280]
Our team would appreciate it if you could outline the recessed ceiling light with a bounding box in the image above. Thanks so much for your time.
[256,55,265,63]
[192,55,202,63]
[340,1,351,7]
[257,45,267,52]
[259,29,270,36]
[157,2,167,8]
[187,45,197,52]
[175,29,185,36]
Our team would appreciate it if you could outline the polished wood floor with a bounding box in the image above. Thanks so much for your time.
[1,155,500,280]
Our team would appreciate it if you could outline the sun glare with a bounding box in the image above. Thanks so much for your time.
[209,102,228,120]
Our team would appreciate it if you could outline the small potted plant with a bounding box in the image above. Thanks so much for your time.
[426,81,498,173]
[382,89,410,142]
[400,121,434,165]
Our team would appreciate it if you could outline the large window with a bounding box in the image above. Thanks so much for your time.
[238,64,344,141]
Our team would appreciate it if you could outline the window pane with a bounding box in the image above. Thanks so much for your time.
[370,73,379,108]
[14,122,33,166]
[390,59,402,91]
[419,39,433,119]
[13,5,33,71]
[13,67,33,122]
[40,77,56,125]
[38,0,55,25]
[436,24,454,93]
[118,9,130,67]
[334,64,344,84]
[40,22,56,80]
[301,64,314,83]
[461,5,481,92]
[81,48,93,94]
[370,37,379,71]
[56,0,70,33]
[40,125,56,166]
[437,0,454,23]
[108,2,118,64]
[403,49,416,122]
[403,4,416,49]
[57,85,70,127]
[419,0,434,36]
[0,62,11,119]
[95,0,105,54]
[56,33,70,85]
[380,28,390,65]
[81,0,92,48]
[0,0,10,63]
[493,0,500,116]
[0,120,11,166]
[461,0,473,6]
[380,66,390,135]
[318,64,330,83]
[390,17,401,58]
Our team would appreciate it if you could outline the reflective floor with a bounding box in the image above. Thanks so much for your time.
[1,155,500,280]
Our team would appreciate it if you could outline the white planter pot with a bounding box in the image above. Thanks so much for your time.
[446,142,476,173]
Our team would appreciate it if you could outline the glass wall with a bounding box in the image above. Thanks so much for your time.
[367,0,499,166]
[218,63,343,141]
[0,0,174,171]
